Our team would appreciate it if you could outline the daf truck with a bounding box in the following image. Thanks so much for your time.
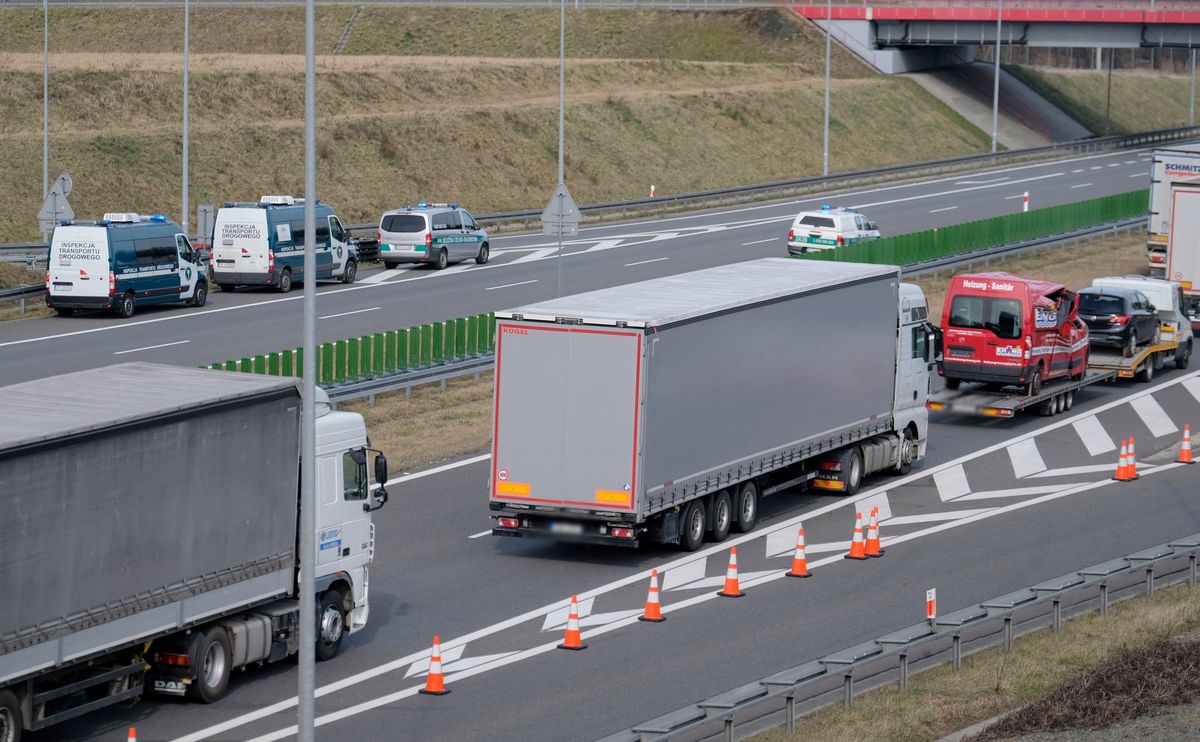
[488,259,934,550]
[0,363,388,742]
[1147,146,1200,277]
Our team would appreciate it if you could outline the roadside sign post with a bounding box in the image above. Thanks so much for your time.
[37,171,74,238]
[542,182,580,298]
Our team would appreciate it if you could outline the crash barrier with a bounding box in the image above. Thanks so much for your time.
[597,529,1200,741]
[208,313,495,388]
[795,189,1149,266]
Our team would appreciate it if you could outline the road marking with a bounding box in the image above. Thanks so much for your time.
[1108,163,1121,167]
[318,307,378,320]
[1007,438,1047,478]
[112,340,189,355]
[741,238,777,246]
[625,257,670,267]
[360,267,417,284]
[1005,193,1026,200]
[241,463,1188,742]
[486,279,538,291]
[853,172,1065,210]
[468,530,492,539]
[1072,169,1086,173]
[1030,463,1139,478]
[541,597,596,630]
[929,206,958,213]
[1129,172,1149,178]
[1185,378,1200,406]
[404,649,517,679]
[954,483,1086,502]
[511,247,561,264]
[1124,160,1137,165]
[1071,416,1117,456]
[1071,182,1093,189]
[934,465,970,501]
[1131,395,1178,437]
[180,369,1200,742]
[955,176,1010,185]
[1090,166,1103,170]
[884,508,993,526]
[385,453,490,487]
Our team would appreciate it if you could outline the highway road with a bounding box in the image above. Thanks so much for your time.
[0,146,1156,385]
[34,360,1200,741]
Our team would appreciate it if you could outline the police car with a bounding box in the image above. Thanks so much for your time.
[378,203,489,270]
[786,205,880,255]
[45,213,207,318]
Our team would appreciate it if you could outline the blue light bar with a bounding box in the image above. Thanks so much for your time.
[149,214,168,222]
[821,204,831,210]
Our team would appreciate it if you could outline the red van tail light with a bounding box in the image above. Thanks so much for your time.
[108,271,116,294]
[425,232,433,249]
[837,235,845,246]
[788,229,794,241]
[1109,315,1130,325]
[1024,336,1031,360]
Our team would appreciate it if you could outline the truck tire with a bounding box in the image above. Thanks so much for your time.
[278,268,293,294]
[341,259,357,284]
[1063,391,1075,411]
[1028,367,1042,397]
[1153,350,1165,372]
[679,500,706,552]
[841,447,864,496]
[54,307,75,317]
[709,490,732,543]
[115,292,135,319]
[190,281,208,308]
[217,283,235,292]
[733,481,759,533]
[0,689,20,742]
[316,591,346,662]
[1138,357,1155,383]
[897,429,917,475]
[1176,343,1191,370]
[188,627,232,704]
[944,377,961,391]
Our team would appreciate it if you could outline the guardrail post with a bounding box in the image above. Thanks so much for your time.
[1191,555,1197,589]
[842,672,853,710]
[785,693,796,733]
[1145,567,1155,597]
[374,333,385,376]
[1100,583,1109,616]
[952,634,962,670]
[1052,599,1062,634]
[898,652,909,690]
[1003,616,1013,653]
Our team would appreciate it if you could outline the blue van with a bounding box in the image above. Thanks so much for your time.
[210,196,357,292]
[46,213,208,318]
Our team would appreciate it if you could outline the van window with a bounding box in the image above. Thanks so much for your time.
[462,211,479,230]
[288,220,305,245]
[949,296,1023,339]
[134,235,176,267]
[381,214,426,233]
[329,216,346,243]
[176,235,194,263]
[1079,293,1124,316]
[315,220,330,245]
[433,211,462,230]
[798,216,835,229]
[343,450,367,501]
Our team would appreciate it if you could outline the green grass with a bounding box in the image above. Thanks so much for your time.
[1005,65,1198,136]
[0,262,41,290]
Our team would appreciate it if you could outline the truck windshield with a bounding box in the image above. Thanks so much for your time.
[949,296,1023,339]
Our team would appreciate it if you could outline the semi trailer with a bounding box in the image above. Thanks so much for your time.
[1164,178,1200,329]
[0,363,388,742]
[1147,147,1200,276]
[488,258,935,550]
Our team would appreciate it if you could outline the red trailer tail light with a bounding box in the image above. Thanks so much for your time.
[154,652,190,667]
[497,517,519,529]
[611,527,635,539]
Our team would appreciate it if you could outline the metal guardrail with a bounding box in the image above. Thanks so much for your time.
[0,0,1191,7]
[600,533,1200,742]
[326,354,493,404]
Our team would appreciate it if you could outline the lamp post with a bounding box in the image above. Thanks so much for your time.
[822,0,832,176]
[991,0,1002,153]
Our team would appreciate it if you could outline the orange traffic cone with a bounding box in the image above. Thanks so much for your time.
[865,506,884,558]
[1128,436,1140,480]
[639,569,666,622]
[419,635,451,695]
[558,595,587,650]
[845,511,868,560]
[1112,439,1130,481]
[1178,425,1194,464]
[717,547,745,597]
[128,729,138,742]
[787,526,811,578]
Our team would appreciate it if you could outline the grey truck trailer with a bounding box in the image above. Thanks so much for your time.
[0,363,388,741]
[488,258,935,550]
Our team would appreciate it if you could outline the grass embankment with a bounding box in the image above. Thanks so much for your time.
[1005,65,1197,136]
[0,6,994,242]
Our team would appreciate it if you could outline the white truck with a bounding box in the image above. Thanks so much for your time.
[1147,146,1200,277]
[0,363,388,742]
[1164,178,1200,332]
[488,259,934,550]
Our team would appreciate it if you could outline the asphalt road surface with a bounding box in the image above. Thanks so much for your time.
[0,147,1157,385]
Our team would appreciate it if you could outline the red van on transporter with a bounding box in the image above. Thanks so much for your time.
[939,273,1089,394]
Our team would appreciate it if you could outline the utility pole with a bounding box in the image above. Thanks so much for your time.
[1191,48,1197,126]
[557,0,565,297]
[822,0,832,176]
[182,0,190,235]
[1105,47,1115,136]
[991,0,1002,153]
[42,0,49,241]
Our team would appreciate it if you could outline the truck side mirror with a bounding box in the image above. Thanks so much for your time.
[363,451,390,512]
[374,452,388,484]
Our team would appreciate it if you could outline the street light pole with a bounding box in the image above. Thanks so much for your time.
[42,0,48,240]
[991,0,1002,153]
[1191,48,1197,126]
[298,0,317,736]
[557,0,565,297]
[182,0,189,235]
[822,0,832,177]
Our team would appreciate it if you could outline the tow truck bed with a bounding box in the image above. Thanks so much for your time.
[927,370,1115,418]
[1088,340,1178,380]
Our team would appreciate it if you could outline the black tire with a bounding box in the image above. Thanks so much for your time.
[708,490,732,543]
[843,446,864,496]
[54,307,75,317]
[1028,367,1042,397]
[1177,343,1191,370]
[944,377,961,391]
[897,428,917,475]
[217,283,234,292]
[188,627,232,703]
[387,262,402,270]
[733,481,759,533]
[316,591,346,662]
[475,242,490,265]
[114,292,135,319]
[0,688,20,742]
[433,249,448,270]
[1138,356,1155,383]
[1063,390,1075,411]
[191,282,208,308]
[341,259,357,284]
[278,268,293,294]
[679,499,706,552]
[1152,350,1165,371]
[1124,330,1137,359]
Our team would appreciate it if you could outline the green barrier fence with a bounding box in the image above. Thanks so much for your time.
[209,312,497,385]
[792,189,1149,266]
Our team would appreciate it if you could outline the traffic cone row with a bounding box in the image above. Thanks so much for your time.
[845,511,868,560]
[1113,437,1141,481]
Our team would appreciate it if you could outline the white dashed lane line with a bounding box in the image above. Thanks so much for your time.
[113,340,190,355]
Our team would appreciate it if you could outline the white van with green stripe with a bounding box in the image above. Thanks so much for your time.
[786,205,880,254]
[378,203,489,270]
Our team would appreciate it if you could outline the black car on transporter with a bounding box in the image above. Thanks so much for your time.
[1077,286,1159,358]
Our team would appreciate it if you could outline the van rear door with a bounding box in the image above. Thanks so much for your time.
[48,226,110,300]
[213,208,269,276]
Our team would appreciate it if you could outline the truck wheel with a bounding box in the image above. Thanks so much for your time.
[679,500,706,552]
[1177,344,1191,370]
[733,481,759,533]
[897,429,917,475]
[1063,391,1075,411]
[316,591,345,662]
[1138,357,1155,383]
[114,292,135,319]
[278,268,293,294]
[475,243,490,265]
[0,689,20,742]
[709,490,732,543]
[944,377,961,391]
[188,628,232,704]
[191,282,208,308]
[1028,368,1042,397]
[1038,396,1056,416]
[842,447,864,495]
[341,259,357,284]
[433,249,448,270]
[1153,350,1165,371]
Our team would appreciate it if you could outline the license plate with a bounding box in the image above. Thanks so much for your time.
[385,244,420,252]
[949,348,972,357]
[53,282,72,292]
[217,259,235,265]
[549,521,583,535]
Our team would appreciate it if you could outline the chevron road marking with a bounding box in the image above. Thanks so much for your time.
[934,464,971,501]
[1072,415,1117,456]
[1007,438,1047,479]
[1131,395,1179,438]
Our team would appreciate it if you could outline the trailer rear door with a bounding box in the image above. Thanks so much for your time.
[491,321,642,515]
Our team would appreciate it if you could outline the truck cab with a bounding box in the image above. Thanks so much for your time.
[939,272,1088,395]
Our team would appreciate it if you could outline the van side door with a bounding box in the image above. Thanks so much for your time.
[328,215,348,274]
[443,209,464,261]
[175,234,199,300]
